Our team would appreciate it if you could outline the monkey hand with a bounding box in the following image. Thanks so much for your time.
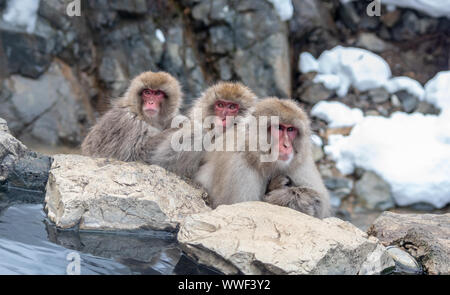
[267,175,292,191]
[263,186,324,218]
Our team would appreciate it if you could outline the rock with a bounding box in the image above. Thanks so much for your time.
[0,120,52,197]
[355,171,395,211]
[381,10,401,28]
[395,90,419,113]
[0,117,9,133]
[386,246,422,274]
[368,87,390,104]
[392,11,420,41]
[0,29,52,78]
[368,212,450,274]
[356,33,389,53]
[338,2,360,32]
[289,0,335,39]
[0,61,94,146]
[415,101,440,115]
[109,0,147,14]
[178,202,394,275]
[44,154,210,232]
[298,82,333,104]
[324,177,353,199]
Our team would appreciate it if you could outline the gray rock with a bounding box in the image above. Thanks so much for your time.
[45,154,210,231]
[324,177,353,199]
[368,212,450,275]
[0,117,9,133]
[386,246,422,274]
[208,25,234,54]
[338,2,360,32]
[395,90,419,113]
[178,202,394,275]
[368,87,390,104]
[0,121,52,197]
[289,0,335,38]
[109,0,147,14]
[416,101,440,115]
[355,171,395,211]
[356,33,390,53]
[0,29,52,78]
[1,61,94,146]
[392,11,420,41]
[298,82,333,105]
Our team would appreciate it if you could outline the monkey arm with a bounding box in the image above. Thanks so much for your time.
[264,157,332,219]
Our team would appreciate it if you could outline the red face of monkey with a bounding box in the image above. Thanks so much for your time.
[214,100,240,128]
[142,89,166,117]
[270,124,298,162]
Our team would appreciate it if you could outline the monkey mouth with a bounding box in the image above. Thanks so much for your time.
[144,109,158,116]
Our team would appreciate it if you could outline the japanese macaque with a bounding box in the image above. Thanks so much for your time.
[81,71,182,161]
[146,81,257,178]
[195,97,331,218]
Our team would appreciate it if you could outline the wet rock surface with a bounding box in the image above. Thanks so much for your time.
[178,202,394,275]
[44,154,210,232]
[368,211,450,274]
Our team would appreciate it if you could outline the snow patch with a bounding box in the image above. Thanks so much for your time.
[267,0,293,21]
[385,76,425,100]
[2,0,40,34]
[381,0,450,19]
[301,46,392,97]
[311,101,364,128]
[324,110,450,209]
[299,52,319,74]
[424,71,450,111]
[155,29,165,43]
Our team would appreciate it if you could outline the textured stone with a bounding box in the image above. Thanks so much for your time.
[178,202,393,275]
[44,154,210,232]
[355,171,395,211]
[368,212,450,275]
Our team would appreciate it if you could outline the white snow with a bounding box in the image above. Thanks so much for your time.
[381,0,450,19]
[267,0,293,21]
[299,52,319,74]
[385,76,425,100]
[311,101,364,128]
[424,71,450,110]
[155,29,165,43]
[324,112,450,208]
[313,74,341,91]
[2,0,40,34]
[311,134,323,147]
[301,46,392,97]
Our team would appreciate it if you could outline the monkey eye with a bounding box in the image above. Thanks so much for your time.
[155,90,162,96]
[142,89,152,96]
[278,125,284,131]
[228,104,238,110]
[217,102,224,108]
[287,127,295,132]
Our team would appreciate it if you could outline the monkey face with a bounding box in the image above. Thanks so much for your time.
[269,123,298,163]
[214,100,240,128]
[141,88,166,117]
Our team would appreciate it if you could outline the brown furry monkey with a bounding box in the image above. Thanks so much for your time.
[81,71,182,162]
[146,81,257,178]
[195,97,331,218]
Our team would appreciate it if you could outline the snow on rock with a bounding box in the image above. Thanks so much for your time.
[424,71,450,111]
[299,52,319,73]
[311,101,364,128]
[381,0,450,19]
[155,29,165,43]
[267,0,293,21]
[301,46,392,97]
[2,0,40,34]
[324,112,450,209]
[385,76,425,100]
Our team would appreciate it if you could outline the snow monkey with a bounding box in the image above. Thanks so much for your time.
[146,81,257,178]
[81,71,182,162]
[195,97,331,218]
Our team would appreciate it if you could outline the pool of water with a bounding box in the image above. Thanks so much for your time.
[0,192,219,275]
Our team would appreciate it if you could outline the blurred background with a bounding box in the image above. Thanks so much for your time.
[0,0,449,228]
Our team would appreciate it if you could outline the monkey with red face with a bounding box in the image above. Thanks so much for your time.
[81,71,182,162]
[146,81,257,178]
[195,97,331,218]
